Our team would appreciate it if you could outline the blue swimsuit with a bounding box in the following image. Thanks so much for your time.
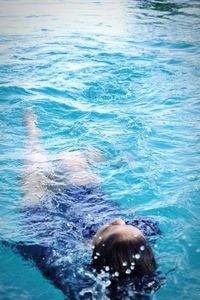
[16,185,161,299]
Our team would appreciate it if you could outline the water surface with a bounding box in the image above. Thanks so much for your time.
[0,0,200,299]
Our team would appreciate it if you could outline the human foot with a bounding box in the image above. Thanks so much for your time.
[24,108,40,136]
[24,108,37,127]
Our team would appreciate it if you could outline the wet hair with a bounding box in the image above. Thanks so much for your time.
[92,233,156,279]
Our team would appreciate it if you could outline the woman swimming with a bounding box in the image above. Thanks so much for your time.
[12,109,161,299]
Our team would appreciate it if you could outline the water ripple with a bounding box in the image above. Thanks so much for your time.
[0,0,200,299]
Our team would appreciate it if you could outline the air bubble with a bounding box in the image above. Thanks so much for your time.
[105,266,110,271]
[140,245,145,251]
[135,254,140,259]
[147,281,155,287]
[122,261,127,266]
[125,269,131,274]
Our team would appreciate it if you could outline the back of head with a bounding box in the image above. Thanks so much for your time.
[92,233,156,279]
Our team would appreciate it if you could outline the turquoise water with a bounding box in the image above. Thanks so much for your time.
[0,0,200,299]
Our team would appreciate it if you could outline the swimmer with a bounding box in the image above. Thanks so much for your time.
[92,219,156,278]
[14,109,161,298]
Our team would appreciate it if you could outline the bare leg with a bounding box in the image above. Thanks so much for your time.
[54,149,102,186]
[21,109,51,205]
[84,147,105,164]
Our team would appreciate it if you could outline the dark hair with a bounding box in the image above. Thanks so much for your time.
[92,233,156,279]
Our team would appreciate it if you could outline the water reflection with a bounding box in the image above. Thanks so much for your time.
[138,0,187,13]
[0,0,126,36]
[137,0,200,20]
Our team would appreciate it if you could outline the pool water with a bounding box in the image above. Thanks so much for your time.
[0,0,199,299]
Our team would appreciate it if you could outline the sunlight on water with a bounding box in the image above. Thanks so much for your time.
[0,0,126,36]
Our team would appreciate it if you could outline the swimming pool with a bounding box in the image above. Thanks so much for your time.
[0,0,199,299]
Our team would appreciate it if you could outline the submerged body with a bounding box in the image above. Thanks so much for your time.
[13,110,162,299]
[18,184,161,298]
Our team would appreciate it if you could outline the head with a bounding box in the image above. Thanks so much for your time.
[92,219,156,278]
